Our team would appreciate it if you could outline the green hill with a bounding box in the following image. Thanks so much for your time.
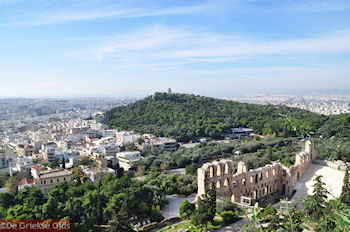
[104,92,348,142]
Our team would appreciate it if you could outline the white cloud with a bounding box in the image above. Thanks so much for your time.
[68,26,350,69]
[4,0,350,27]
[0,1,220,26]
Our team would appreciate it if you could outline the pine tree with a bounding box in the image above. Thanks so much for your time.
[108,201,133,232]
[196,182,216,232]
[312,175,329,219]
[341,164,350,207]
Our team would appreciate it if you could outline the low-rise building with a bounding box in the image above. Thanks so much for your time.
[226,128,254,139]
[116,151,142,171]
[17,145,34,157]
[18,178,36,190]
[34,169,73,194]
[0,148,9,169]
[83,154,115,182]
[151,139,177,152]
[31,164,44,179]
[43,147,56,162]
[9,156,33,175]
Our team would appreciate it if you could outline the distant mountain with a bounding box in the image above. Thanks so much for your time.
[104,92,348,141]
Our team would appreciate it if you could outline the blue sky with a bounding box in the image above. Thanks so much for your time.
[1,0,350,98]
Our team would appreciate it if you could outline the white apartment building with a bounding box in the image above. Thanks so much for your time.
[9,156,33,175]
[43,147,56,162]
[116,151,142,171]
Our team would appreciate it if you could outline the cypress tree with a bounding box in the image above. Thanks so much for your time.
[108,201,133,232]
[312,175,329,219]
[62,159,66,169]
[341,164,350,207]
[196,182,216,232]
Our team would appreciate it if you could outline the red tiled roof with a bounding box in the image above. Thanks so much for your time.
[18,178,36,186]
[32,164,41,170]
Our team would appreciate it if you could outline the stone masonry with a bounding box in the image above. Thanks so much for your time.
[197,141,316,205]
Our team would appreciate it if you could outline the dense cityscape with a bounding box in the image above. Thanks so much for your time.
[228,94,350,115]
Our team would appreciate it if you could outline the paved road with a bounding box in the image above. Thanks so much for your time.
[160,195,196,219]
[214,218,249,232]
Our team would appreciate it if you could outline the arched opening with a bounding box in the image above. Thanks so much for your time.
[217,164,222,177]
[250,176,254,183]
[216,180,221,189]
[224,178,229,186]
[282,184,286,195]
[273,169,276,176]
[255,174,258,183]
[253,190,258,200]
[259,173,263,180]
[266,171,269,178]
[231,194,235,203]
[264,187,268,195]
[242,178,246,186]
[225,163,229,175]
[210,166,214,178]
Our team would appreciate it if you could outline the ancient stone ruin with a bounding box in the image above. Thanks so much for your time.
[197,141,316,206]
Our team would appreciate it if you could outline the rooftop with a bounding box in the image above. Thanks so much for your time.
[39,169,72,179]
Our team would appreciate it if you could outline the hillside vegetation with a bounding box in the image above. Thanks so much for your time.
[105,93,348,142]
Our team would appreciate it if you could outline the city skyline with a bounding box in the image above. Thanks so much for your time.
[1,0,350,97]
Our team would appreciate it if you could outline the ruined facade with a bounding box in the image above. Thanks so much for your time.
[197,141,316,205]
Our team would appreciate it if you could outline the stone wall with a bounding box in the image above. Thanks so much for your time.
[139,217,180,232]
[197,141,316,205]
[313,159,349,171]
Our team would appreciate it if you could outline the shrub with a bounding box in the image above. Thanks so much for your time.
[179,200,195,220]
[150,208,164,222]
[216,198,238,214]
[220,211,237,225]
[190,214,200,226]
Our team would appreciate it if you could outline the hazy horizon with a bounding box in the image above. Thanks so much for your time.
[0,88,349,99]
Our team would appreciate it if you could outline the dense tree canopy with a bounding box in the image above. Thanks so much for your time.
[104,93,347,142]
[0,174,167,231]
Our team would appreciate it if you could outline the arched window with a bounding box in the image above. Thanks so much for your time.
[210,166,214,178]
[224,178,229,186]
[216,180,221,189]
[225,163,229,174]
[255,174,258,183]
[217,164,222,177]
[253,190,258,200]
[259,173,263,180]
[242,178,246,186]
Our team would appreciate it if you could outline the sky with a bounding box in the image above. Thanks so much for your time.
[0,0,350,98]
